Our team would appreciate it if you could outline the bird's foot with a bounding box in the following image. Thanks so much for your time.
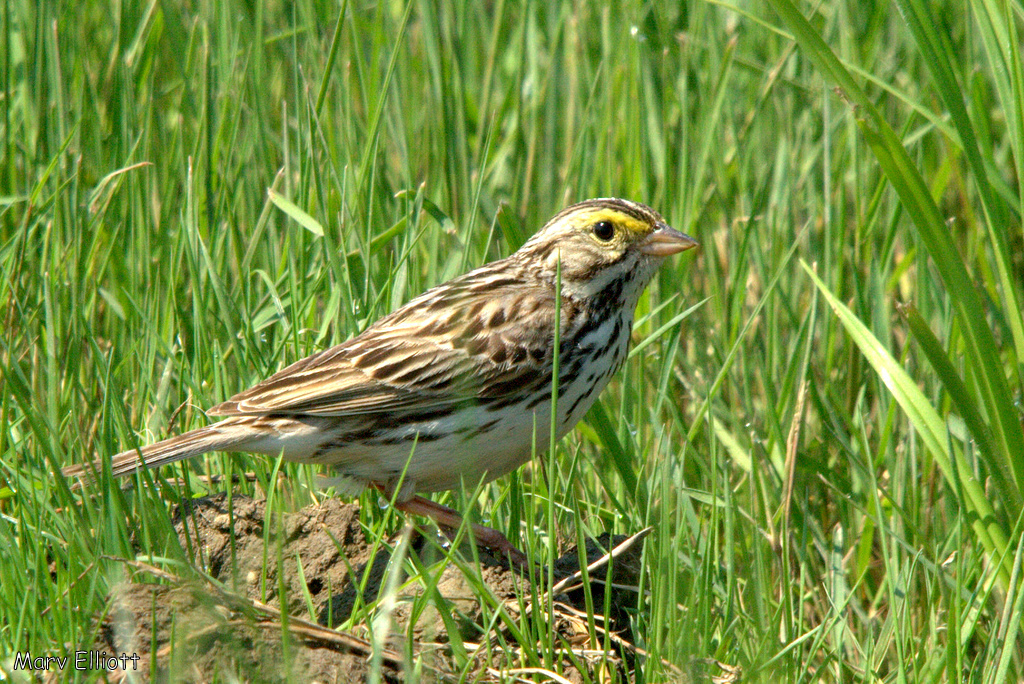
[393,494,531,570]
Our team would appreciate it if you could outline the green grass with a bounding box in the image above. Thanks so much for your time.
[3,0,1024,680]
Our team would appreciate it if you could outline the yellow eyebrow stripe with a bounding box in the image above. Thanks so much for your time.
[573,207,652,237]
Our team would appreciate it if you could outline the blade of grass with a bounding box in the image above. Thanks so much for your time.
[902,303,1021,512]
[803,260,1012,586]
[769,0,1024,515]
[897,0,1024,404]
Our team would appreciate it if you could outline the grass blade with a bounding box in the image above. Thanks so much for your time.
[803,260,1012,585]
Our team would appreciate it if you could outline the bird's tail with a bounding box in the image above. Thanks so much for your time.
[62,421,252,482]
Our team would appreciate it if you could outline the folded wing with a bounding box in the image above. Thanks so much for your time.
[208,272,559,418]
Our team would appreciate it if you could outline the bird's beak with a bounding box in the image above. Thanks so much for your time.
[639,224,699,256]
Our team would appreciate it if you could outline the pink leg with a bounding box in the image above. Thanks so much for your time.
[391,494,530,569]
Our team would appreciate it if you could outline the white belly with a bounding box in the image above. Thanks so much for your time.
[311,361,617,496]
[290,311,631,498]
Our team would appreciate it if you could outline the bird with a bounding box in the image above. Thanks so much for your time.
[63,197,697,566]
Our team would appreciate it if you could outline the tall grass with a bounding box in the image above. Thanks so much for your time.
[2,0,1024,680]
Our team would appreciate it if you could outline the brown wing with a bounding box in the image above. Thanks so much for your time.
[207,263,559,418]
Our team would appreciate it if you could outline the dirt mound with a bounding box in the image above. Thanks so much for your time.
[93,494,645,682]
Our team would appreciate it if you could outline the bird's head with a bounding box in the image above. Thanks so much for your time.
[517,198,698,304]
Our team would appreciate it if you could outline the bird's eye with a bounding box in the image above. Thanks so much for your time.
[593,220,615,241]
